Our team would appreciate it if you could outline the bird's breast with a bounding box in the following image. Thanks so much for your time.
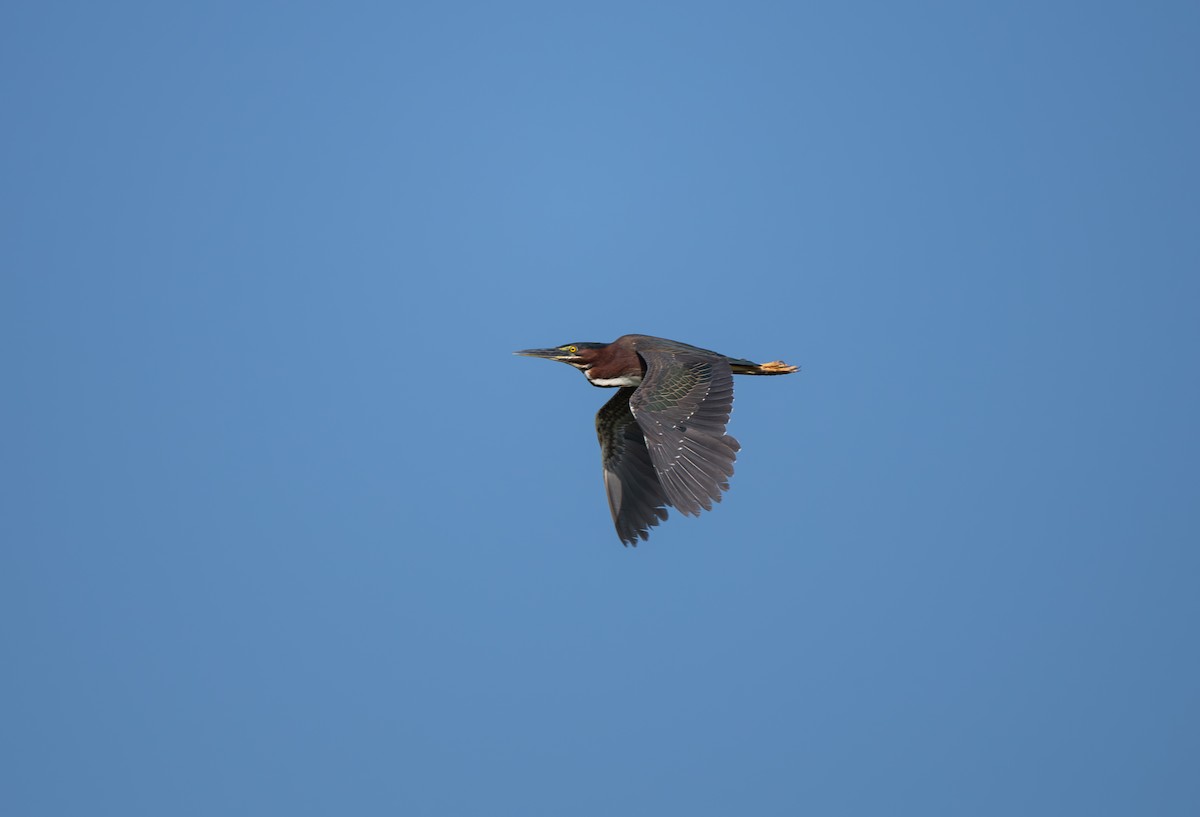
[586,372,643,388]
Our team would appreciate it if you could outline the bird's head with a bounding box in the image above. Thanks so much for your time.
[514,343,607,374]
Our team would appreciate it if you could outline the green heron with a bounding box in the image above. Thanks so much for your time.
[516,334,798,546]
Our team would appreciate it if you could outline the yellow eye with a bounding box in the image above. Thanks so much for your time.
[564,345,578,353]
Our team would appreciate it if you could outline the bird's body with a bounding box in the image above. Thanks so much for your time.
[516,334,798,546]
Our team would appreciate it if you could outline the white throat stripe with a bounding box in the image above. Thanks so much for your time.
[587,374,643,387]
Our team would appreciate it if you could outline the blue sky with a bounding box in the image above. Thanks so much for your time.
[3,2,1198,815]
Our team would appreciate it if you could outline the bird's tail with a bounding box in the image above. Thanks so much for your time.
[729,358,799,375]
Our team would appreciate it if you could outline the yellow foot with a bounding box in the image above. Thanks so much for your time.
[758,360,799,374]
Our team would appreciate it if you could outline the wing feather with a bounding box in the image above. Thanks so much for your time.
[596,388,670,546]
[628,350,740,516]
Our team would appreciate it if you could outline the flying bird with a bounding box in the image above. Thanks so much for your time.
[515,334,798,545]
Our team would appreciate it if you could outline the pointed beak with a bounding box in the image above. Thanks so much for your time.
[514,347,567,360]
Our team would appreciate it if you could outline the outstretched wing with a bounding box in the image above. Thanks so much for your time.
[628,349,740,516]
[596,387,670,546]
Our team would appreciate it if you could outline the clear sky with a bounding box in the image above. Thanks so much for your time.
[3,2,1198,815]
